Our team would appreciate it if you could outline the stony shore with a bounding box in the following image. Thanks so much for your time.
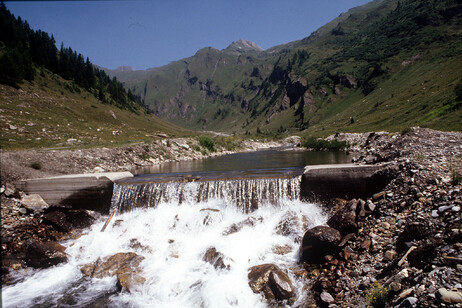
[1,127,462,307]
[0,137,297,183]
[298,127,462,307]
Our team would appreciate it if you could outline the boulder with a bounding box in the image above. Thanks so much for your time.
[327,208,357,236]
[407,244,436,269]
[203,247,229,270]
[248,263,295,303]
[19,194,49,212]
[222,217,263,236]
[320,291,335,304]
[397,297,418,307]
[2,183,16,198]
[272,245,293,255]
[384,250,397,262]
[396,223,429,253]
[81,252,145,292]
[43,211,73,232]
[66,209,96,228]
[25,241,67,268]
[276,211,300,236]
[116,271,146,292]
[436,288,462,304]
[300,226,341,264]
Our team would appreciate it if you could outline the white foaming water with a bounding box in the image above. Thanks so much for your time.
[3,198,326,308]
[112,177,302,214]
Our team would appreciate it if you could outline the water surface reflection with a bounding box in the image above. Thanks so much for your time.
[133,149,351,177]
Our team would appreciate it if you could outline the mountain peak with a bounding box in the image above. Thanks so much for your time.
[114,66,134,72]
[223,39,263,55]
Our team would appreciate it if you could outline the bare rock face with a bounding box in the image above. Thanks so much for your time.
[25,241,67,268]
[248,263,295,303]
[300,226,341,264]
[81,252,145,292]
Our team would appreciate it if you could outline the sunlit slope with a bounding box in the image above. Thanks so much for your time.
[0,70,188,150]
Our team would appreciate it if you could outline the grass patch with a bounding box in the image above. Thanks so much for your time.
[214,135,242,151]
[413,153,426,162]
[0,72,188,150]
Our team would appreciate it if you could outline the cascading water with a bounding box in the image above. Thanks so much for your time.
[3,176,327,308]
[112,176,301,214]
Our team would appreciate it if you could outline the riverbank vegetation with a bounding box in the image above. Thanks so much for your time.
[301,137,349,151]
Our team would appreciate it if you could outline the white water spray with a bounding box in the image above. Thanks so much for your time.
[3,179,326,308]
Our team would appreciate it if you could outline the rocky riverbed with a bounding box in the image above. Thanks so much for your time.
[1,127,461,307]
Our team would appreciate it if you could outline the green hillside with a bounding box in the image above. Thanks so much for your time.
[108,0,462,136]
[0,70,187,150]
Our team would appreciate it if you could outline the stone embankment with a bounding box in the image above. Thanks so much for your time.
[296,127,462,307]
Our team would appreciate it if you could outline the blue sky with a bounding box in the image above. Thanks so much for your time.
[6,0,371,70]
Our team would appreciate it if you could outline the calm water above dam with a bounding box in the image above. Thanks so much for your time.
[134,149,352,176]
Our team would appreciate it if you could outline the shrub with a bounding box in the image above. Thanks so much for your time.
[366,281,389,308]
[301,137,349,151]
[198,135,215,152]
[30,162,41,170]
[413,153,426,161]
[400,127,412,135]
[455,79,462,102]
[452,170,461,185]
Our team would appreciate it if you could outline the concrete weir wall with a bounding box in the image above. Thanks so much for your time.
[14,164,395,214]
[16,172,133,214]
[300,163,395,201]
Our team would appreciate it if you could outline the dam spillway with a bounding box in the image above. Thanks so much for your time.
[111,168,303,214]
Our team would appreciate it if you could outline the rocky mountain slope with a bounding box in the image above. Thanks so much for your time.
[107,0,462,135]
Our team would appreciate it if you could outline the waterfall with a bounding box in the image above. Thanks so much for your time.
[111,176,301,214]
